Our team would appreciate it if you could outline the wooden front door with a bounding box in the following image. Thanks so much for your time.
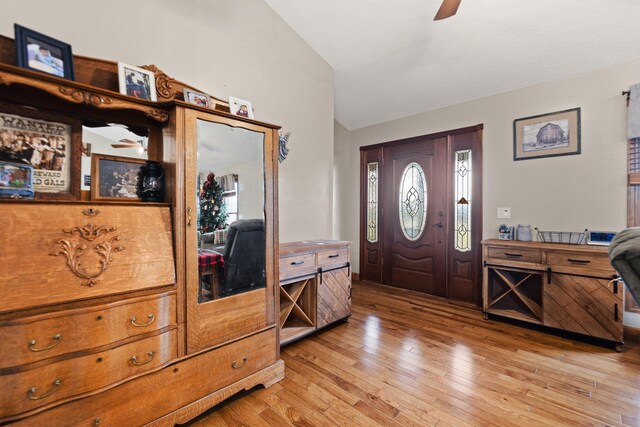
[382,138,447,294]
[360,125,483,305]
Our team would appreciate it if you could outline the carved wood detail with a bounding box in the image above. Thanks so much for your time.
[142,64,176,101]
[146,108,170,122]
[50,222,125,287]
[59,86,113,107]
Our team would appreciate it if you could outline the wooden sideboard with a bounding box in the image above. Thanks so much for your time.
[0,38,283,426]
[279,240,352,345]
[482,239,623,349]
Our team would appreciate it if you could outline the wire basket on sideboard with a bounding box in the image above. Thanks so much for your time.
[534,228,588,245]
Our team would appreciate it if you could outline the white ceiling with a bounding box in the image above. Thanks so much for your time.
[264,0,640,130]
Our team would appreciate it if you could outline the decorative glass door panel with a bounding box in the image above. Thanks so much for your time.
[399,162,427,241]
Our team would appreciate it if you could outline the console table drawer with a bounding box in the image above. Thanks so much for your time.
[547,251,613,272]
[279,253,316,277]
[0,293,176,370]
[486,246,542,263]
[317,248,349,267]
[0,330,177,419]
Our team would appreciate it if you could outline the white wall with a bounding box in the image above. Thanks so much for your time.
[336,60,640,324]
[0,0,335,243]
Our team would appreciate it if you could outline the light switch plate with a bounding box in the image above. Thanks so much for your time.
[497,207,511,219]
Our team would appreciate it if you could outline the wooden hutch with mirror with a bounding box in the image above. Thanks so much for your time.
[0,35,283,426]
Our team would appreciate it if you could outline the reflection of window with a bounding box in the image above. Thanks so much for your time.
[217,174,238,224]
[454,150,472,252]
[367,162,378,243]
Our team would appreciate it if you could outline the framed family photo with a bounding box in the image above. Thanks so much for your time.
[118,62,157,102]
[14,24,75,80]
[91,154,145,201]
[228,96,254,119]
[513,108,581,161]
[183,89,212,108]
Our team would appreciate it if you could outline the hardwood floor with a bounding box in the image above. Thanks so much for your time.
[184,280,640,426]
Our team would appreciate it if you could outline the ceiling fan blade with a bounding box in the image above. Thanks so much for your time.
[434,0,462,20]
[118,138,139,146]
[111,143,134,148]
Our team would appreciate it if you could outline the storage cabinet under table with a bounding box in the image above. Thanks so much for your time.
[482,239,622,349]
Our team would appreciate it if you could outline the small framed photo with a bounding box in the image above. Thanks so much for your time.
[0,161,34,199]
[513,108,581,161]
[228,96,254,119]
[183,89,212,108]
[118,62,157,101]
[14,24,75,80]
[91,154,145,201]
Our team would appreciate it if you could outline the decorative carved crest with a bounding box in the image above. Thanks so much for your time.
[82,208,100,217]
[59,86,114,107]
[51,221,125,287]
[142,64,176,100]
[146,109,170,122]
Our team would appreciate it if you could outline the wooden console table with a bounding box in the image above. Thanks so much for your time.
[482,239,623,350]
[279,240,351,345]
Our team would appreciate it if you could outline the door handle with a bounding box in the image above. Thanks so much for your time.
[432,222,444,228]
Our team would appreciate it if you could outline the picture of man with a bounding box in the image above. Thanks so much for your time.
[34,46,64,77]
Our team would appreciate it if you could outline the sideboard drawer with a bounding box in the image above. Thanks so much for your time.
[279,253,316,277]
[0,293,176,370]
[317,248,349,267]
[547,250,613,272]
[486,246,543,264]
[0,330,177,418]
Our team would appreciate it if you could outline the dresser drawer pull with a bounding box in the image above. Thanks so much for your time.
[291,260,305,266]
[567,259,590,264]
[504,253,523,258]
[328,254,340,259]
[130,351,155,366]
[130,313,155,327]
[28,334,61,352]
[232,355,248,369]
[28,379,61,400]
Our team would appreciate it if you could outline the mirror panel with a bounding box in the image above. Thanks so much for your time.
[196,119,265,303]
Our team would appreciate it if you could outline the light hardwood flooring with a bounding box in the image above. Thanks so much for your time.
[184,280,640,426]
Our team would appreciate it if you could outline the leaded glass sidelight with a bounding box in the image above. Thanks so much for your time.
[454,150,472,252]
[367,162,378,243]
[399,162,427,241]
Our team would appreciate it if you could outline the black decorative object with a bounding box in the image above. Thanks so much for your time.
[278,131,290,163]
[141,161,165,202]
[14,24,75,80]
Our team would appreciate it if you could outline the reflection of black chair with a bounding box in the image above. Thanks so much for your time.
[221,219,265,296]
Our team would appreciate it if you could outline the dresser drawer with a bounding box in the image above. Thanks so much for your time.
[486,246,543,264]
[547,250,614,272]
[7,329,277,426]
[317,247,349,267]
[0,293,176,370]
[0,330,177,418]
[279,253,316,277]
[0,204,176,312]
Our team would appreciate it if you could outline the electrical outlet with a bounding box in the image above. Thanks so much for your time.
[497,207,511,219]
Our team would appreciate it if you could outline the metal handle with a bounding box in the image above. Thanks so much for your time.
[567,259,590,264]
[28,379,61,400]
[432,222,444,228]
[130,313,155,327]
[130,351,155,366]
[504,253,523,258]
[29,334,61,352]
[328,254,340,259]
[187,207,192,226]
[232,356,248,369]
[291,260,304,265]
[615,303,619,322]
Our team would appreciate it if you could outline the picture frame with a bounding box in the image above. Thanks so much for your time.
[90,154,146,201]
[228,96,254,119]
[0,161,34,199]
[118,62,157,102]
[183,89,212,108]
[513,107,581,161]
[14,24,75,80]
[0,102,81,200]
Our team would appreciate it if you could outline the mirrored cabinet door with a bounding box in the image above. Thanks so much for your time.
[183,109,276,353]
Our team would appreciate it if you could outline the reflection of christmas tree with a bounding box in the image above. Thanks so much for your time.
[199,172,227,232]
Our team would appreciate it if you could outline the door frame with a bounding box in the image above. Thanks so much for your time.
[359,124,483,305]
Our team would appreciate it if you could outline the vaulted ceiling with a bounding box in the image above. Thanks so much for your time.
[264,0,640,130]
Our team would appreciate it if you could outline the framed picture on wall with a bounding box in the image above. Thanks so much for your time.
[14,24,75,80]
[118,62,157,101]
[513,108,581,161]
[228,96,254,119]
